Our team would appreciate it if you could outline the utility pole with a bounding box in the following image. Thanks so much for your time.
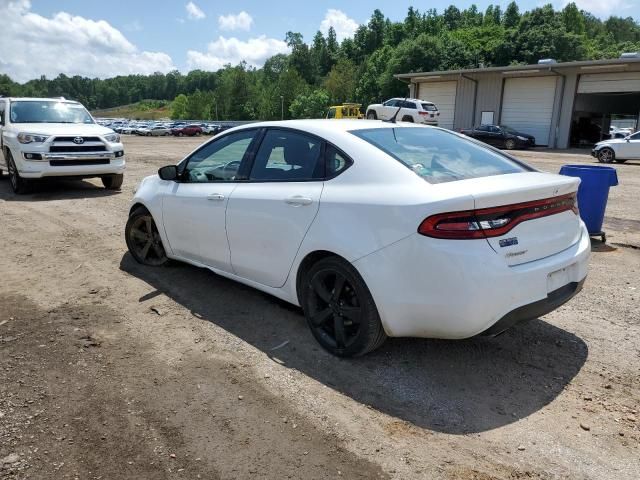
[280,95,284,120]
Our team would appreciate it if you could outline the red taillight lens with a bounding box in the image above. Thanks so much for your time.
[418,193,578,240]
[418,111,428,115]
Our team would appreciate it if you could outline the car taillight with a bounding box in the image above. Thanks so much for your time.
[418,111,428,115]
[418,193,578,240]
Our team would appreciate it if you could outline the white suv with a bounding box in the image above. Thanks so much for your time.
[0,97,125,194]
[366,98,440,125]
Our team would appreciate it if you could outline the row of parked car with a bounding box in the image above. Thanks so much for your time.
[96,119,231,137]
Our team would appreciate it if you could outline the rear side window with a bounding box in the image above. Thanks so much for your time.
[351,127,531,184]
[250,129,322,181]
[402,101,417,109]
[421,103,437,111]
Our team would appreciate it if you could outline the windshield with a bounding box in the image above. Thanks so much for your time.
[351,127,531,184]
[499,125,519,134]
[9,101,94,124]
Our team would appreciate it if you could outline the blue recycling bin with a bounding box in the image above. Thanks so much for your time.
[559,164,618,242]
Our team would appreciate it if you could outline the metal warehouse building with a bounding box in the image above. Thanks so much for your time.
[396,56,640,148]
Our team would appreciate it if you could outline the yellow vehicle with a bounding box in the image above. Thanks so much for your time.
[326,103,364,119]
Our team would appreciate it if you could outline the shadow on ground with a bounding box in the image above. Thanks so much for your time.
[0,176,120,200]
[120,253,588,435]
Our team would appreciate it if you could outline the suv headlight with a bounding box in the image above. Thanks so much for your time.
[17,133,49,144]
[104,133,121,143]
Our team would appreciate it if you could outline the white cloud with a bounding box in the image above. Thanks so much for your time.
[0,0,175,82]
[185,1,205,20]
[320,9,358,42]
[218,11,254,31]
[557,0,632,18]
[187,36,290,71]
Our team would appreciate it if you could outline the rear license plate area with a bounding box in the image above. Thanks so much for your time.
[547,263,576,293]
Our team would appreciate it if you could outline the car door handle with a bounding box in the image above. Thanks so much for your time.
[207,193,225,201]
[285,195,313,206]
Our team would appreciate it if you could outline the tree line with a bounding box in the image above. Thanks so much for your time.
[1,2,639,120]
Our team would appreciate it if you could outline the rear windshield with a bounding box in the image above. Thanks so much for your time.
[351,127,531,184]
[421,103,437,111]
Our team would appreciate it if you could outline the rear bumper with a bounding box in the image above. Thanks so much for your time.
[353,221,590,339]
[480,278,585,336]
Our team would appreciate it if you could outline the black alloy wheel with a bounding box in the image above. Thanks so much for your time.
[303,257,386,357]
[125,208,168,266]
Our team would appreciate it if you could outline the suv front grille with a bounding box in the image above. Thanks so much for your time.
[53,136,101,142]
[49,159,110,166]
[49,145,107,152]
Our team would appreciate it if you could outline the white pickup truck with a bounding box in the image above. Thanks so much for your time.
[0,97,125,194]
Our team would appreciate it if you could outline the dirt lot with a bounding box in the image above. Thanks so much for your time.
[1,136,639,479]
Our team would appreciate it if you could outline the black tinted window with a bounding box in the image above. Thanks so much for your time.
[421,103,437,111]
[351,127,530,184]
[477,125,489,132]
[250,130,322,181]
[325,145,351,177]
[403,101,417,109]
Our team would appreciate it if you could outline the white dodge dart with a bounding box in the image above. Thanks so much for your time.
[126,120,590,356]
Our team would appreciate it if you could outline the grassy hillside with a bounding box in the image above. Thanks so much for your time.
[91,100,171,120]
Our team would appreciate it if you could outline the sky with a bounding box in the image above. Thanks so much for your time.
[0,0,638,83]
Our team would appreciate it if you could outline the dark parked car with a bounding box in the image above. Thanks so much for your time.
[171,125,203,137]
[460,124,535,150]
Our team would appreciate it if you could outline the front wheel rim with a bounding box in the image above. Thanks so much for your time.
[599,150,613,162]
[308,269,363,350]
[128,215,167,265]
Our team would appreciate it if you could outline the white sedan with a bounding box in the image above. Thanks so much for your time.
[126,120,590,356]
[593,131,640,163]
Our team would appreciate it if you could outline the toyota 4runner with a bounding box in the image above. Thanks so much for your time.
[0,97,125,194]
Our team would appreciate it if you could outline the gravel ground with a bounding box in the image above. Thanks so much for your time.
[1,136,639,479]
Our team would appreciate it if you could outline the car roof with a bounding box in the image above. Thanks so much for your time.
[391,97,434,104]
[229,119,434,137]
[3,97,80,104]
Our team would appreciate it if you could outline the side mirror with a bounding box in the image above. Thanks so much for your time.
[158,165,178,181]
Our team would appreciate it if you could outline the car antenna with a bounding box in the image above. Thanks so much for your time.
[385,97,408,124]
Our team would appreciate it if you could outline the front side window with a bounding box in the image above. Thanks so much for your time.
[628,131,640,140]
[9,101,94,124]
[183,130,256,183]
[250,129,322,181]
[383,99,398,107]
[351,127,531,184]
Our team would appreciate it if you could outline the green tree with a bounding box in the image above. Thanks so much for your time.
[289,89,329,119]
[323,58,357,103]
[171,94,188,119]
[503,2,520,28]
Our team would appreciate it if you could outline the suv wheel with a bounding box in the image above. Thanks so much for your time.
[7,151,31,194]
[366,111,377,120]
[401,115,414,122]
[302,256,387,357]
[102,174,124,190]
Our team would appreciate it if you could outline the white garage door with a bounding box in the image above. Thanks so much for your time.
[501,76,557,146]
[578,72,640,93]
[417,81,457,130]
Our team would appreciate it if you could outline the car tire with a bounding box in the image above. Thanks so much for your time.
[178,132,183,137]
[366,111,377,120]
[102,174,124,190]
[302,256,387,357]
[504,138,516,150]
[195,131,201,136]
[7,151,31,194]
[125,207,169,267]
[597,148,615,163]
[401,116,414,122]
